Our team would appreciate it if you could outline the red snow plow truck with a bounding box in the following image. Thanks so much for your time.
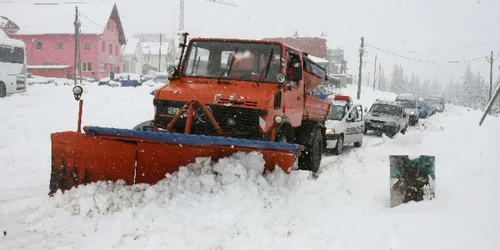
[49,33,331,194]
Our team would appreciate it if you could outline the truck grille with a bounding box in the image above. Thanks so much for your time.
[154,100,261,138]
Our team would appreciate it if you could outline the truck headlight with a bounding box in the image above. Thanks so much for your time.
[326,128,335,134]
[410,111,415,115]
[274,116,283,124]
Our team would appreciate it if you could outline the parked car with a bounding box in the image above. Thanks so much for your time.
[417,99,435,118]
[426,95,445,112]
[324,95,364,155]
[395,94,419,126]
[364,100,409,138]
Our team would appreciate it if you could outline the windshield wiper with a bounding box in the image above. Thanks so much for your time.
[217,47,239,84]
[257,47,275,85]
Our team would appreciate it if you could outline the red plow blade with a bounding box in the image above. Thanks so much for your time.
[50,126,302,194]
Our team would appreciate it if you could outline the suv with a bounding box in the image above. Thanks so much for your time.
[395,94,419,126]
[364,100,409,138]
[426,95,445,112]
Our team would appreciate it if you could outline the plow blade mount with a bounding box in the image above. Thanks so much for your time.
[50,126,302,194]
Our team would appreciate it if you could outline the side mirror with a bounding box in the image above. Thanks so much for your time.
[403,113,407,118]
[364,107,368,113]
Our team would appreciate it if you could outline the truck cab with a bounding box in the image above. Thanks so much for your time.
[149,36,331,173]
[324,95,364,155]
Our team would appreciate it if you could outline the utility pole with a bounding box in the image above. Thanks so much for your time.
[357,37,365,100]
[372,54,377,91]
[73,6,81,85]
[159,34,162,71]
[487,51,494,100]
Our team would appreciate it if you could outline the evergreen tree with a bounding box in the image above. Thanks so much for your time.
[379,68,387,91]
[390,64,405,94]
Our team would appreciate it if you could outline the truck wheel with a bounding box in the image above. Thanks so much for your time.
[401,125,407,135]
[275,124,294,143]
[133,120,154,131]
[0,82,6,98]
[354,139,362,148]
[298,128,323,173]
[333,134,343,155]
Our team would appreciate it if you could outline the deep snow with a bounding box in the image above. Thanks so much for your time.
[1,83,499,250]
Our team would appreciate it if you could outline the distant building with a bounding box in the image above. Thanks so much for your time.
[121,38,143,74]
[0,2,126,79]
[141,42,169,73]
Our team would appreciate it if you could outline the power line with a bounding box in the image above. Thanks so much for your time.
[367,43,487,64]
[402,39,500,54]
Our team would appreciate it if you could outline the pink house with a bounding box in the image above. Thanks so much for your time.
[0,2,126,80]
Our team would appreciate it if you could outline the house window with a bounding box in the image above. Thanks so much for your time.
[109,43,112,54]
[114,66,120,73]
[81,62,92,72]
[56,41,63,50]
[84,42,90,50]
[102,41,105,52]
[99,62,105,73]
[36,41,42,50]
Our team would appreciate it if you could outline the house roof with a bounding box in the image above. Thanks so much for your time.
[141,42,169,56]
[0,1,126,44]
[122,38,140,55]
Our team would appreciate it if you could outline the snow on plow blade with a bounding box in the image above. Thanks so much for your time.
[50,126,302,194]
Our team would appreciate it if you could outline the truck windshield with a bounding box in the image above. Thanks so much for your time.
[328,104,348,121]
[181,41,282,83]
[370,104,402,116]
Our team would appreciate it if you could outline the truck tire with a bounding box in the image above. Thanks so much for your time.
[0,82,6,98]
[354,139,362,148]
[275,123,294,143]
[133,120,154,131]
[333,134,343,155]
[298,128,323,173]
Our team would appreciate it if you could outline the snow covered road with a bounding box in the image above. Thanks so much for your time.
[1,84,499,250]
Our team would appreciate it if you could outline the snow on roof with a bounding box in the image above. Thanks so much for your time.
[0,1,124,41]
[141,42,169,56]
[122,38,140,55]
[307,54,329,64]
[0,30,25,47]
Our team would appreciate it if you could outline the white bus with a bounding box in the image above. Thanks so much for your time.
[0,32,27,98]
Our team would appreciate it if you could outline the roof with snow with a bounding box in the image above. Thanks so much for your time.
[307,54,329,64]
[141,42,169,56]
[0,30,25,47]
[122,38,140,55]
[0,1,126,44]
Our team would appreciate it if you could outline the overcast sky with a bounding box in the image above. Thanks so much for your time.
[7,0,500,84]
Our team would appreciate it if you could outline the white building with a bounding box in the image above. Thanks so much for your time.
[141,42,169,73]
[121,38,143,74]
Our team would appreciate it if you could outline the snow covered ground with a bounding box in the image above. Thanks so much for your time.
[1,83,499,250]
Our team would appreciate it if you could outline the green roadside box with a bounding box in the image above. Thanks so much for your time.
[390,155,435,207]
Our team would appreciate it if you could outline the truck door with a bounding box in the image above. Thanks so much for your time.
[345,105,364,143]
[282,50,305,126]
